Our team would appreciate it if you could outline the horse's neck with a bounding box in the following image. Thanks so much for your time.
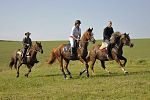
[28,48,37,59]
[115,40,124,51]
[80,36,89,49]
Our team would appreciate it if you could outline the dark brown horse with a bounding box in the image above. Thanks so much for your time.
[80,33,134,76]
[47,28,95,79]
[9,41,43,78]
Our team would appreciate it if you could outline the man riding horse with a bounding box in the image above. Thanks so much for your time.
[69,20,81,58]
[103,21,122,60]
[22,32,39,63]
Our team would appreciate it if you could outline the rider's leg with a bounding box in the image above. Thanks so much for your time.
[69,37,75,57]
[22,47,28,63]
[107,43,112,59]
[22,47,27,59]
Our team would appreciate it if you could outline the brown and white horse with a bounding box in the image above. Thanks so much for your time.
[9,41,43,78]
[82,33,134,75]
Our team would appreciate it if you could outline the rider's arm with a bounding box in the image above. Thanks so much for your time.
[103,27,109,40]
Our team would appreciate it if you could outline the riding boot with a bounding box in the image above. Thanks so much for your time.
[107,44,112,60]
[70,47,75,58]
[22,48,27,63]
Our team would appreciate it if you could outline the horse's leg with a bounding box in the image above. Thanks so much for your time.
[85,62,89,77]
[119,56,127,67]
[100,61,110,74]
[79,57,89,77]
[57,57,67,79]
[64,59,72,78]
[79,57,86,76]
[90,58,96,75]
[114,58,128,74]
[16,63,22,78]
[25,66,32,78]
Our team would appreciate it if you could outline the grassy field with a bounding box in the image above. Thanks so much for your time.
[0,39,150,100]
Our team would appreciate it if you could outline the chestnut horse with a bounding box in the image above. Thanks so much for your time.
[9,41,43,78]
[80,33,133,76]
[47,28,95,79]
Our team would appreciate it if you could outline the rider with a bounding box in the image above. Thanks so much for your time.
[69,20,81,58]
[22,32,39,63]
[103,21,114,59]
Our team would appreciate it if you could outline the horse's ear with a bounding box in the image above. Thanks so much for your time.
[88,28,90,31]
[91,28,93,31]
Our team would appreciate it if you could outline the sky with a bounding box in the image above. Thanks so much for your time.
[0,0,150,41]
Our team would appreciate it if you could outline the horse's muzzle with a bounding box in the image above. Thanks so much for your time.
[130,43,134,48]
[41,50,43,54]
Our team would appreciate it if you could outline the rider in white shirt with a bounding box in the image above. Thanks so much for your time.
[69,20,81,57]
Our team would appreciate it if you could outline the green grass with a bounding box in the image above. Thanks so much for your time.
[0,39,150,100]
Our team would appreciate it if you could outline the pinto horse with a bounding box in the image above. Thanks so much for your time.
[9,41,43,78]
[47,28,95,79]
[80,33,133,76]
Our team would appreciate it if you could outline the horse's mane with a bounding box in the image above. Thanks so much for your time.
[80,28,93,41]
[80,30,88,41]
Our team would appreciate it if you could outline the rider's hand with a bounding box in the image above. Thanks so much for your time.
[77,39,80,41]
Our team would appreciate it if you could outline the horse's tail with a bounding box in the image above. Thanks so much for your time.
[47,48,57,64]
[9,49,20,69]
[9,57,15,70]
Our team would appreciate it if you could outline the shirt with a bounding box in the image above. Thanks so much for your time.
[22,37,32,47]
[103,27,114,41]
[70,26,81,40]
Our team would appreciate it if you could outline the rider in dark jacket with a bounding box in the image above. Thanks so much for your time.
[22,32,32,61]
[22,32,39,63]
[103,21,114,59]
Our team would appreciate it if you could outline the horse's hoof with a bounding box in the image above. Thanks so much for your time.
[124,71,129,75]
[108,72,111,74]
[16,75,19,78]
[79,72,82,76]
[65,77,69,80]
[70,76,73,79]
[25,74,28,78]
[87,74,89,78]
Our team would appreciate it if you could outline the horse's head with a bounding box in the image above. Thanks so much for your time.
[120,33,134,47]
[83,28,96,44]
[35,41,44,53]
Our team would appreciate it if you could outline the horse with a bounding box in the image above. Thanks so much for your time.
[9,41,43,78]
[80,33,134,76]
[47,28,95,79]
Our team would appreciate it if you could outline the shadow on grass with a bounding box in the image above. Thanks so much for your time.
[35,73,62,78]
[34,70,150,79]
[91,70,150,78]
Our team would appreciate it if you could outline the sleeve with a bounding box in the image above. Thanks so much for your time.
[103,28,109,40]
[112,28,114,33]
[70,26,75,36]
[78,28,81,39]
[29,38,32,47]
[22,38,26,47]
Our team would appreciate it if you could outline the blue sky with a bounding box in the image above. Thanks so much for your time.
[0,0,150,41]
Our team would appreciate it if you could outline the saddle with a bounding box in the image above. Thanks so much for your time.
[63,44,78,53]
[16,49,30,57]
[63,41,79,59]
[99,42,108,52]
